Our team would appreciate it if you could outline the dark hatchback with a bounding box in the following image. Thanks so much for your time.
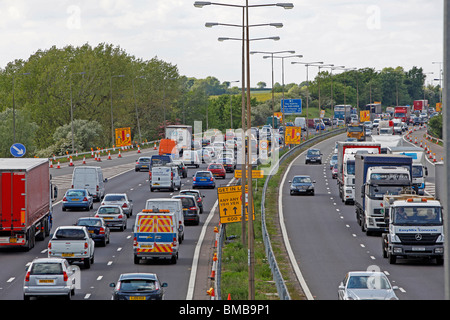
[109,273,167,300]
[172,195,200,225]
[179,189,205,213]
[75,217,110,247]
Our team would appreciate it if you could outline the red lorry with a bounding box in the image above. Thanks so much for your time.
[393,106,411,124]
[413,100,428,113]
[0,158,57,251]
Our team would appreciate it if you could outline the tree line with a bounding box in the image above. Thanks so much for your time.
[0,43,441,157]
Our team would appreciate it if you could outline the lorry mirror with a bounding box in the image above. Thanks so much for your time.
[425,167,428,176]
[53,186,58,200]
[361,185,365,197]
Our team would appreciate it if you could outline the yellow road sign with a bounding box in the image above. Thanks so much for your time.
[360,110,370,122]
[234,169,264,179]
[217,185,255,224]
[284,126,301,144]
[115,127,131,147]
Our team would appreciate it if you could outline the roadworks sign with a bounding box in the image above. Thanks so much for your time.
[217,185,255,224]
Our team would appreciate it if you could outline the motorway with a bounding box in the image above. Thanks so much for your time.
[0,147,234,300]
[280,130,444,300]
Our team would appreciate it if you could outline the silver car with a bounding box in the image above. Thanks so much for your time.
[95,205,127,231]
[23,258,77,300]
[338,271,399,300]
[101,193,133,217]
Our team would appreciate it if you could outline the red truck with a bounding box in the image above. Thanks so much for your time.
[413,100,428,113]
[0,158,57,251]
[393,106,411,124]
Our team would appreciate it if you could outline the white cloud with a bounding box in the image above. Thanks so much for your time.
[0,0,444,86]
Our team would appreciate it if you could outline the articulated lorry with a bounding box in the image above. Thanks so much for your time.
[381,194,443,265]
[337,142,381,204]
[387,146,427,195]
[354,154,412,235]
[0,158,57,250]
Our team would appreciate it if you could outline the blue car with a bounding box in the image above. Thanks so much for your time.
[62,189,93,211]
[75,217,110,246]
[192,171,215,189]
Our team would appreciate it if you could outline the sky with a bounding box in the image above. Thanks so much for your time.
[0,0,444,87]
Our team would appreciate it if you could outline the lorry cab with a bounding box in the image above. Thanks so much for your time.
[382,195,444,265]
[71,166,106,202]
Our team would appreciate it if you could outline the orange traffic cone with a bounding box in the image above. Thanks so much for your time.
[56,161,61,169]
[49,160,53,168]
[137,145,141,153]
[153,141,157,150]
[107,151,112,160]
[69,157,74,167]
[82,156,86,165]
[227,293,231,300]
[118,150,122,158]
[97,153,102,162]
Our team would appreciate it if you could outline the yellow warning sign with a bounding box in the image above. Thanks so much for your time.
[234,170,264,179]
[217,185,255,224]
[284,126,301,144]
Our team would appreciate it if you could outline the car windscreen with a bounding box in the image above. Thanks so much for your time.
[292,177,311,184]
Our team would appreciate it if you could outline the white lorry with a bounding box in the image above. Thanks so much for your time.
[381,194,444,265]
[387,146,428,195]
[336,142,381,204]
[47,226,95,268]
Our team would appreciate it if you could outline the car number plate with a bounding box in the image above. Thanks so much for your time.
[154,183,160,185]
[412,247,426,251]
[71,198,79,201]
[9,238,17,243]
[140,244,153,248]
[62,253,74,257]
[39,279,55,284]
[200,179,207,181]
[130,296,146,300]
[103,217,113,220]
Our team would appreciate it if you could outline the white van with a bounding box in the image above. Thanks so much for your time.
[145,198,185,243]
[182,150,200,168]
[150,166,181,192]
[71,166,107,202]
[294,117,306,130]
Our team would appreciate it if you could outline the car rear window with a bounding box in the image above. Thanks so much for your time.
[120,279,156,291]
[77,219,102,227]
[196,172,211,177]
[139,158,150,162]
[209,165,222,169]
[30,263,63,275]
[177,197,195,207]
[55,228,86,240]
[104,195,126,201]
[66,190,86,197]
[98,206,121,214]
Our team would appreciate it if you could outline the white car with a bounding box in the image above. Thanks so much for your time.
[338,271,399,300]
[101,193,133,217]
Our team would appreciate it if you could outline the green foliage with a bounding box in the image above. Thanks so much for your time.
[428,114,442,139]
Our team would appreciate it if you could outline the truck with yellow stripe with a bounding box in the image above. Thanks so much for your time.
[133,209,179,264]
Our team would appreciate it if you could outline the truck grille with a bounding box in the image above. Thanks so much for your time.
[397,233,440,245]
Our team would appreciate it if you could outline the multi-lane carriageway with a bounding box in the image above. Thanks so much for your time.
[0,147,233,300]
[280,132,444,300]
[0,128,445,300]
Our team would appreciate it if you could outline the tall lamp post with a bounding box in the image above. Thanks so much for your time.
[12,72,31,144]
[194,0,294,300]
[268,54,303,127]
[70,71,86,154]
[251,50,296,128]
[291,61,324,137]
[110,74,125,147]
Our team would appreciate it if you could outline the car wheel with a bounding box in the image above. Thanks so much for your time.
[62,207,66,212]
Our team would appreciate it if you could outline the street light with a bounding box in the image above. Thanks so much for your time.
[291,61,324,136]
[266,54,303,126]
[218,36,280,42]
[253,50,296,128]
[70,71,86,154]
[12,72,31,145]
[194,0,294,300]
[110,74,125,147]
[132,76,145,143]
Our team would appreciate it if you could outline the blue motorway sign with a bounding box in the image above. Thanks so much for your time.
[10,143,26,157]
[281,99,302,114]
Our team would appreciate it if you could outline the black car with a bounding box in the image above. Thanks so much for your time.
[305,148,322,164]
[75,217,110,247]
[217,157,235,173]
[172,195,200,225]
[289,175,315,196]
[110,273,167,300]
[179,189,205,213]
[173,160,188,178]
